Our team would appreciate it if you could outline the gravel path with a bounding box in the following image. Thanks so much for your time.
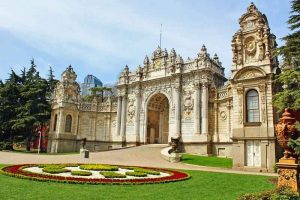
[0,144,277,177]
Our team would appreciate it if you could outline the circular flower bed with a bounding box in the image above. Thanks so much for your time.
[1,164,190,185]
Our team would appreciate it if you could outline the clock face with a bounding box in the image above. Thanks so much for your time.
[154,60,162,69]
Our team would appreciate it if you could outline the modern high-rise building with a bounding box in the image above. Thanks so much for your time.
[81,75,103,96]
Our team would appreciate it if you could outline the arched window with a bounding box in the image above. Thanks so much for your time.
[53,114,58,131]
[246,90,260,122]
[65,115,72,132]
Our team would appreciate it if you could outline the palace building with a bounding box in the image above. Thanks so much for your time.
[47,3,280,171]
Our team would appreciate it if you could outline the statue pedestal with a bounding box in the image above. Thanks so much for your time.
[169,153,182,163]
[277,159,300,192]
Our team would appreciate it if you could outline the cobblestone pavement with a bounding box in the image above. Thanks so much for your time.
[0,144,277,177]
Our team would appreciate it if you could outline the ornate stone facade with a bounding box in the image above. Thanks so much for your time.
[47,3,279,171]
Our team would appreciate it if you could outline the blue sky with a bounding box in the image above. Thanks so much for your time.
[0,0,291,84]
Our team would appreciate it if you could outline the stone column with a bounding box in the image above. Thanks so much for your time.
[174,85,181,136]
[227,102,232,140]
[193,82,201,135]
[201,82,208,134]
[134,89,141,145]
[120,96,127,146]
[57,109,64,136]
[116,96,122,135]
[214,103,218,139]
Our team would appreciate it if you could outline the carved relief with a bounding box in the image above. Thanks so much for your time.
[111,120,116,127]
[277,168,299,192]
[127,99,135,122]
[237,86,244,124]
[183,92,193,119]
[220,111,227,121]
[258,84,266,123]
[245,37,257,63]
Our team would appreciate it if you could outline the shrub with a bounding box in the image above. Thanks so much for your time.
[42,168,71,174]
[237,186,300,200]
[134,168,160,175]
[125,171,147,177]
[71,171,92,176]
[38,164,66,169]
[80,164,118,171]
[100,171,126,178]
[0,141,13,150]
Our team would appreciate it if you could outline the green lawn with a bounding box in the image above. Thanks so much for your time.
[0,164,275,200]
[182,154,233,168]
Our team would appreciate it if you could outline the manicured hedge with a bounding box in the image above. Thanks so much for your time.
[80,164,118,171]
[125,171,147,177]
[71,171,92,176]
[100,171,126,178]
[134,168,160,175]
[42,168,71,174]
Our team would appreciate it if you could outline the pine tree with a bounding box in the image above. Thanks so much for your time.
[274,0,300,155]
[47,66,58,99]
[274,0,300,111]
[0,70,22,144]
[277,0,300,68]
[11,60,51,151]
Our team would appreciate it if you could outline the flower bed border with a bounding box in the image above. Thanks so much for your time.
[0,164,190,185]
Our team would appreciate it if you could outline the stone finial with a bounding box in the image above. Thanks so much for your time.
[247,2,257,13]
[175,54,184,64]
[122,65,130,76]
[61,65,77,82]
[201,44,207,52]
[198,44,208,58]
[143,55,149,65]
[170,48,177,58]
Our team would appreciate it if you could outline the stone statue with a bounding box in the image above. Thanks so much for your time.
[168,136,181,154]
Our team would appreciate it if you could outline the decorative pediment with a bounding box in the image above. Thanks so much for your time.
[239,2,268,32]
[234,67,266,81]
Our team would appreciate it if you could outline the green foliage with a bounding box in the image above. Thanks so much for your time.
[273,67,300,111]
[83,86,113,102]
[71,171,92,176]
[125,171,147,177]
[0,59,58,150]
[100,171,126,178]
[38,164,66,169]
[276,0,300,68]
[288,137,300,156]
[237,186,300,200]
[79,164,119,171]
[42,167,71,174]
[274,0,300,111]
[0,141,13,150]
[182,154,233,168]
[133,168,160,175]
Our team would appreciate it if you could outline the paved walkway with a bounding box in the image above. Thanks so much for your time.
[0,144,277,177]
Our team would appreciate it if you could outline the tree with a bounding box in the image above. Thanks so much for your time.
[273,0,300,156]
[83,86,113,102]
[11,60,51,151]
[47,66,58,99]
[274,0,300,112]
[0,70,22,143]
[276,0,300,68]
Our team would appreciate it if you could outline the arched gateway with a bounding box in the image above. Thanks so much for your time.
[146,93,169,144]
[48,3,279,172]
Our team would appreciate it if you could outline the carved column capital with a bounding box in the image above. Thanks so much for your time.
[193,81,201,89]
[258,83,266,92]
